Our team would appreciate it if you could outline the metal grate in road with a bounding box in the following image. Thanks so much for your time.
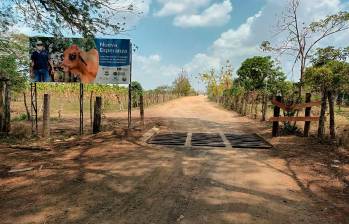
[191,133,226,147]
[147,132,187,146]
[147,132,272,149]
[225,133,273,149]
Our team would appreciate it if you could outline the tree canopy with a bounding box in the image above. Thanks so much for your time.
[1,0,139,37]
[261,0,349,96]
[236,56,287,95]
[173,70,193,96]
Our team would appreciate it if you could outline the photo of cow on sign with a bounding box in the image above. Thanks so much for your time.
[29,37,131,84]
[61,45,99,83]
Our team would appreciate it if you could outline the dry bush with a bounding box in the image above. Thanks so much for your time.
[10,122,31,139]
[338,125,349,147]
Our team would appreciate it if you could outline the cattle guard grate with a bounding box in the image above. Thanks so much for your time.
[147,132,187,146]
[191,133,226,147]
[225,133,273,149]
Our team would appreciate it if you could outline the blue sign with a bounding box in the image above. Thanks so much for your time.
[95,39,131,67]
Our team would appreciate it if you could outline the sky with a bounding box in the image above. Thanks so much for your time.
[13,0,349,90]
[121,0,349,90]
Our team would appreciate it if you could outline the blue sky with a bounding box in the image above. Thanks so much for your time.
[121,0,349,89]
[12,0,349,89]
[129,0,264,65]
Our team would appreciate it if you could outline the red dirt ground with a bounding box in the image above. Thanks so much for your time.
[0,96,348,224]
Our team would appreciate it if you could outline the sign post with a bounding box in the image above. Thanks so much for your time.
[128,42,132,129]
[80,83,84,135]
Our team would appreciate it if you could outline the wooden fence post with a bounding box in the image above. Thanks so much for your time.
[243,94,248,116]
[0,79,10,134]
[93,96,102,134]
[272,95,282,137]
[42,94,50,137]
[140,94,144,127]
[254,96,258,119]
[303,93,311,137]
[261,94,268,121]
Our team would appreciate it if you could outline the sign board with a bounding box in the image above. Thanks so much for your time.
[29,37,131,84]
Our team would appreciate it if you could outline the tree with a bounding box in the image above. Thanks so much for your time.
[1,0,138,37]
[131,81,143,107]
[0,0,140,62]
[236,56,287,95]
[305,48,349,140]
[0,34,30,122]
[261,0,349,97]
[173,70,192,96]
[200,60,233,101]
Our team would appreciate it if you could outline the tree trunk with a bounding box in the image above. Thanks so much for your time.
[327,91,336,140]
[93,96,102,134]
[0,81,10,134]
[318,90,327,140]
[261,94,268,121]
[23,92,31,121]
[250,96,254,116]
[254,96,258,119]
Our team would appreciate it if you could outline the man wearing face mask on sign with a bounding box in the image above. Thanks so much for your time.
[30,40,54,82]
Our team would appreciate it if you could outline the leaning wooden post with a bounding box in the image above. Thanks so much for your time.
[303,93,312,137]
[272,95,282,137]
[139,94,144,127]
[42,94,50,137]
[93,96,102,134]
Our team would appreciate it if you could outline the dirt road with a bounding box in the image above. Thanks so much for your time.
[1,96,348,224]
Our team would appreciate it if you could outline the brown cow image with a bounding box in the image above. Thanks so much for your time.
[61,45,99,83]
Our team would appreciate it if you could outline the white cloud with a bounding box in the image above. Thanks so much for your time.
[135,0,349,89]
[154,0,211,17]
[183,10,262,76]
[184,53,220,74]
[155,0,232,28]
[173,0,233,27]
[181,0,349,82]
[133,54,181,89]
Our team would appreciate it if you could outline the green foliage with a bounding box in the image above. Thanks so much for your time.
[311,47,349,67]
[261,1,349,92]
[200,61,233,99]
[236,56,287,95]
[305,61,349,92]
[154,85,173,93]
[305,47,349,93]
[173,71,192,96]
[131,81,143,96]
[131,81,143,107]
[0,34,29,93]
[1,0,136,37]
[0,55,27,93]
[11,113,28,122]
